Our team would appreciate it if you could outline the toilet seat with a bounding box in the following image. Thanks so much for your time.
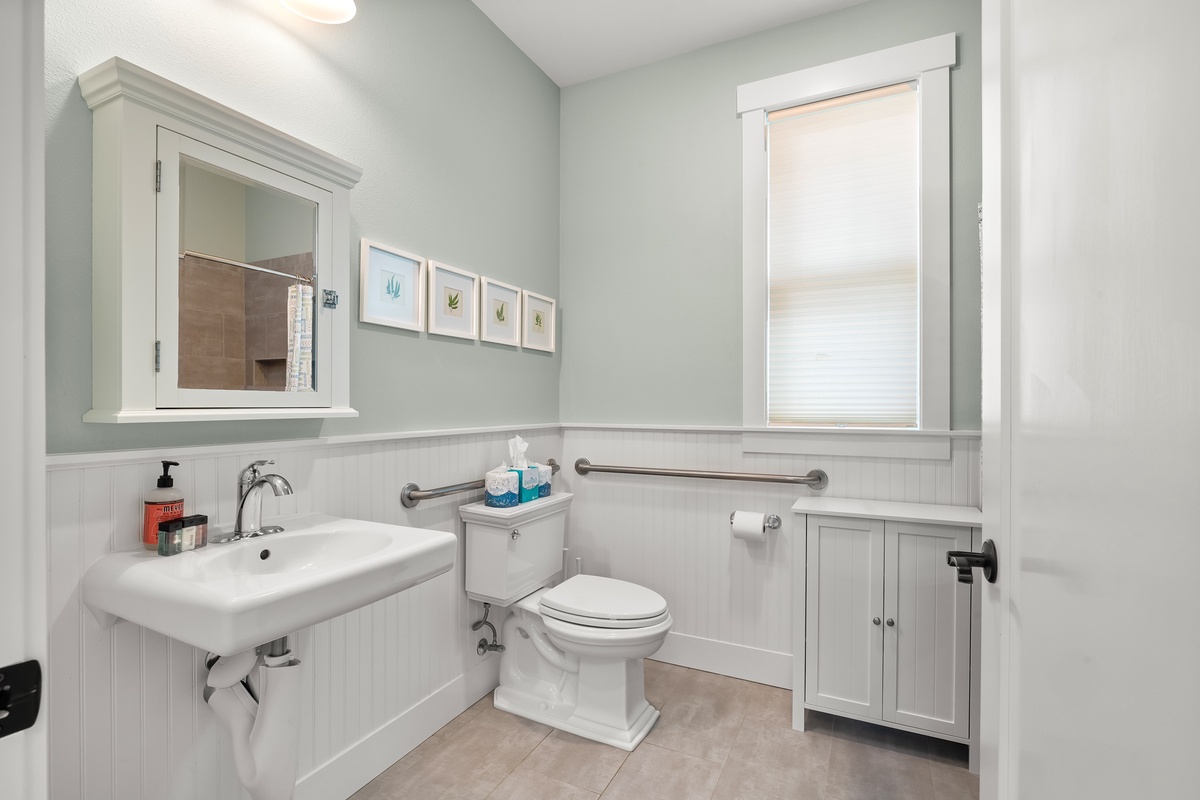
[539,575,668,629]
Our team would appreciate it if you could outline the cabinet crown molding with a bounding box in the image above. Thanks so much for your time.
[78,56,362,189]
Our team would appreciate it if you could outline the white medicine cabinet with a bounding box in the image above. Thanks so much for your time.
[79,57,362,423]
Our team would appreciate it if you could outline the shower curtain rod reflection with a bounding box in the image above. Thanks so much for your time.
[574,458,828,490]
[181,250,314,284]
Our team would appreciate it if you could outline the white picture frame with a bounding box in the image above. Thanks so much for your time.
[521,290,556,352]
[480,277,522,347]
[428,261,479,340]
[359,239,425,332]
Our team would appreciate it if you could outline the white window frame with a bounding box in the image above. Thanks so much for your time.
[739,34,956,432]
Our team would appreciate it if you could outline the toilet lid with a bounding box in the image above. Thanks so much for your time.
[539,575,668,628]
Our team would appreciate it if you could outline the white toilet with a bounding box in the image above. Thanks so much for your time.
[460,492,672,750]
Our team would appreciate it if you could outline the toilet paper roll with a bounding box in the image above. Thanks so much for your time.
[731,511,768,542]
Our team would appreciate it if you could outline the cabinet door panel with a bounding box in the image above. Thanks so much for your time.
[883,521,970,737]
[805,515,884,719]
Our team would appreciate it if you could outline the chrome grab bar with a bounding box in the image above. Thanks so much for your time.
[401,458,560,508]
[574,458,827,490]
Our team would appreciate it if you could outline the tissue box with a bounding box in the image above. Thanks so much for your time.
[536,463,552,498]
[484,469,519,508]
[511,467,539,503]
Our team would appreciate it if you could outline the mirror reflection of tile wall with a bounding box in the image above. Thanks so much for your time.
[178,252,315,391]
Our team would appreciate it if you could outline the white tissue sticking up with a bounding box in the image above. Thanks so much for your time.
[508,435,529,469]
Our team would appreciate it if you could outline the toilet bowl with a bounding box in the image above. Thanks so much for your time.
[460,494,672,750]
[495,574,672,750]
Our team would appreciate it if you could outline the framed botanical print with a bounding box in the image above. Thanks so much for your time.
[480,277,521,347]
[521,290,556,352]
[359,239,425,331]
[428,261,479,340]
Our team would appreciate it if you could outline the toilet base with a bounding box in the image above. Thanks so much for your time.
[494,685,660,751]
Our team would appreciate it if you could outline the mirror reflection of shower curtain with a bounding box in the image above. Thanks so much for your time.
[286,283,314,392]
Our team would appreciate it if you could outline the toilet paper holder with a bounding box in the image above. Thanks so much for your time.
[730,512,782,532]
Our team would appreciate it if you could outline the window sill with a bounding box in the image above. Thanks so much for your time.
[742,427,977,460]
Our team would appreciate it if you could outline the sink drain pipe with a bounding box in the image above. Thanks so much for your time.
[204,637,302,800]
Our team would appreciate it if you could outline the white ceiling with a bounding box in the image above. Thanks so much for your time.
[470,0,870,87]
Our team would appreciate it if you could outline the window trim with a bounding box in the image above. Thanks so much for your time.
[739,33,957,431]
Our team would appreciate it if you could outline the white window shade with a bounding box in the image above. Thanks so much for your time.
[766,85,919,426]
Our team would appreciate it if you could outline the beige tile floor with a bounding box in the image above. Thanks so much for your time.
[351,660,980,800]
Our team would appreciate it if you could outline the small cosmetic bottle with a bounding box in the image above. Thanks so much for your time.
[157,514,209,556]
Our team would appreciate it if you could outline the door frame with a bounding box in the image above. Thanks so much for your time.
[980,1,1013,798]
[0,1,48,797]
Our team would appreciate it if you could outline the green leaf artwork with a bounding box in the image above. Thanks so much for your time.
[533,310,544,333]
[385,274,403,301]
[495,301,507,323]
[447,291,460,311]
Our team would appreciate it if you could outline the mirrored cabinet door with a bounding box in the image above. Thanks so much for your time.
[155,128,333,409]
[80,57,360,423]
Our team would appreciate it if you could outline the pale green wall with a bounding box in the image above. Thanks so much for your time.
[244,185,314,263]
[44,0,561,453]
[180,165,246,260]
[559,0,983,429]
[45,0,983,454]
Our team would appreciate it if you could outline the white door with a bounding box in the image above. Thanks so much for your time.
[0,1,47,798]
[882,521,970,739]
[982,1,1200,798]
[805,515,884,720]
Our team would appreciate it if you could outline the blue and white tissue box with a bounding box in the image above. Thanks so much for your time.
[510,467,539,503]
[485,468,519,508]
[536,463,552,498]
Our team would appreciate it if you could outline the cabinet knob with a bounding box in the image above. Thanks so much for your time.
[872,617,881,626]
[886,618,895,627]
[511,529,521,540]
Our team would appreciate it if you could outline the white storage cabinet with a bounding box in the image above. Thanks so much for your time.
[793,499,982,745]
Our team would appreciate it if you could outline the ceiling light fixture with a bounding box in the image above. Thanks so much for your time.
[279,0,357,24]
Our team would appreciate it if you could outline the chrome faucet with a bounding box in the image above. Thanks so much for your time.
[233,459,294,538]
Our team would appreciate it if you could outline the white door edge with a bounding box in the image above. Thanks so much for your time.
[0,1,48,798]
[980,1,1012,798]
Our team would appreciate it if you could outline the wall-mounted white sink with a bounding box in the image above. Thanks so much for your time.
[82,513,456,655]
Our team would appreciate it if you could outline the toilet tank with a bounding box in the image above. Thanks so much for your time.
[459,492,573,606]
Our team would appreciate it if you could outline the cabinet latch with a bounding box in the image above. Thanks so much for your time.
[323,289,339,309]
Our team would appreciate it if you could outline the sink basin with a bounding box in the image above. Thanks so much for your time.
[82,513,457,655]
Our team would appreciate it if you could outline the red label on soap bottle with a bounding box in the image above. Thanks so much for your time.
[143,500,184,548]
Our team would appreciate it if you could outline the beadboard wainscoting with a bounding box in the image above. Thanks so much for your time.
[46,424,979,800]
[556,427,981,689]
[46,427,561,800]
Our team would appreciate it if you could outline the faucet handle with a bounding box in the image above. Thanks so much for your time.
[238,459,274,484]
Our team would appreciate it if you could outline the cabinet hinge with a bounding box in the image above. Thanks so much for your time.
[154,340,161,372]
[322,289,339,309]
[155,160,162,193]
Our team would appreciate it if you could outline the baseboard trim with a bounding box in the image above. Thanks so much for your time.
[294,656,500,800]
[652,631,792,689]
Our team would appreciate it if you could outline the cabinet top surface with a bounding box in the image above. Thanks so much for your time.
[791,497,982,526]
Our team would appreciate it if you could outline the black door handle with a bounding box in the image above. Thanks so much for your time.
[946,540,998,585]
